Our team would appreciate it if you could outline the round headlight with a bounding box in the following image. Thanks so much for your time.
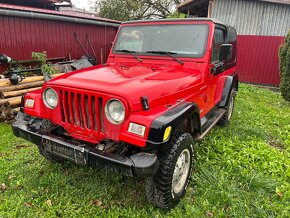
[105,99,125,124]
[43,88,58,109]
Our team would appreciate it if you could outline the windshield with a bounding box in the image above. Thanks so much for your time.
[113,24,209,58]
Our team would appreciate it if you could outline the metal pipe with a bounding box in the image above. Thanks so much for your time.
[0,8,120,27]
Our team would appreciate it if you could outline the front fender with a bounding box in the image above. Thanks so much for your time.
[146,102,200,148]
[219,74,238,107]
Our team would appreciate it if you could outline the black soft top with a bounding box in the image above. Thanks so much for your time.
[122,18,235,31]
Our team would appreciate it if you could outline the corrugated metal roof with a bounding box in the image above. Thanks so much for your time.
[256,0,290,5]
[211,0,290,36]
[178,0,290,7]
[0,3,121,24]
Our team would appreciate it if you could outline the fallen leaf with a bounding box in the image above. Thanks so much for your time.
[90,199,102,206]
[206,211,214,217]
[8,175,16,180]
[191,196,195,203]
[24,202,33,207]
[47,199,52,207]
[1,183,6,192]
[277,192,283,198]
[16,144,27,149]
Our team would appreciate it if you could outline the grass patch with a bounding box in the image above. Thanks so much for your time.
[0,84,290,217]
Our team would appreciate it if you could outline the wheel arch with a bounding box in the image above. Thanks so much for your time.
[146,102,201,148]
[219,73,238,108]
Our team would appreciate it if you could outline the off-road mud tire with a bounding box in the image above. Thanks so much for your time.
[145,133,194,209]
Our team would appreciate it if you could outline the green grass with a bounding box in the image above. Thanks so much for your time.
[0,84,290,217]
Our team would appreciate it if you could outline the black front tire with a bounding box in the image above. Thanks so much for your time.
[145,133,194,209]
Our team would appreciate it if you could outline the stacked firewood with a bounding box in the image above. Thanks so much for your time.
[0,74,62,121]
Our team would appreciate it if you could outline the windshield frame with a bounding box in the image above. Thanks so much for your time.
[112,23,210,59]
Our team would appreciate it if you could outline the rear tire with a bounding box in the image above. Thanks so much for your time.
[145,133,194,209]
[218,90,236,126]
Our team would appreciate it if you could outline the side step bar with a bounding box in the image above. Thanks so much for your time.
[195,109,226,141]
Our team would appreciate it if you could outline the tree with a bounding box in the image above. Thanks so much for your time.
[91,0,181,21]
[279,30,290,101]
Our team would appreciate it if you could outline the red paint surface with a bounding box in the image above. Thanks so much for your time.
[237,35,284,86]
[24,20,236,146]
[0,6,119,73]
[0,3,120,24]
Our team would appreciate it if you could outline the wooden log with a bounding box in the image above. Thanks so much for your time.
[0,76,44,87]
[11,107,20,114]
[0,73,64,87]
[1,87,42,98]
[0,96,22,106]
[0,81,44,93]
[51,73,64,78]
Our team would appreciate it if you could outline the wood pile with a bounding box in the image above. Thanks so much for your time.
[0,74,63,122]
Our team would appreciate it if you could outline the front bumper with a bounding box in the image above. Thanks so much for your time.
[12,115,159,177]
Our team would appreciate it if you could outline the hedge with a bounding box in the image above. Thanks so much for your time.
[279,30,290,101]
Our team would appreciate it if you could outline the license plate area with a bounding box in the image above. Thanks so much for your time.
[42,136,88,165]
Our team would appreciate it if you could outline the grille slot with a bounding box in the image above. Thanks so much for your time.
[60,89,102,131]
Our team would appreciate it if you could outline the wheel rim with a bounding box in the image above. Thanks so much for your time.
[227,95,234,121]
[172,149,191,194]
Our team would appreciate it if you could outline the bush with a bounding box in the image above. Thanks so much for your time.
[279,30,290,101]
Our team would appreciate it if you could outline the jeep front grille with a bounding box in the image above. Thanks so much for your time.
[59,90,104,131]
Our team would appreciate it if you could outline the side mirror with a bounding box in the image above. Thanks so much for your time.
[219,44,232,62]
[110,42,113,47]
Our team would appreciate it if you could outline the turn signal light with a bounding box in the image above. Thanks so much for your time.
[25,99,35,108]
[163,126,172,142]
[128,122,146,137]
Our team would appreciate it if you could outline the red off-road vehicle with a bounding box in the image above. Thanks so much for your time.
[13,18,238,209]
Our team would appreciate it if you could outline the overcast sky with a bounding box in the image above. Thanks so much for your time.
[71,0,93,11]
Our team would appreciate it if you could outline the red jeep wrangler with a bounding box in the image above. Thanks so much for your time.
[12,18,238,209]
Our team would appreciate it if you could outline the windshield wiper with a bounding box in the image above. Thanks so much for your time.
[115,49,142,62]
[145,51,183,65]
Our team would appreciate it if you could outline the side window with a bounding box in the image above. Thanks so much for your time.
[211,28,225,63]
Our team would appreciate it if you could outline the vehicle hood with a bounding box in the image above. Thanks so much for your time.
[47,63,203,111]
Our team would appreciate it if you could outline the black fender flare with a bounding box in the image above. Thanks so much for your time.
[146,102,200,148]
[219,74,238,107]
